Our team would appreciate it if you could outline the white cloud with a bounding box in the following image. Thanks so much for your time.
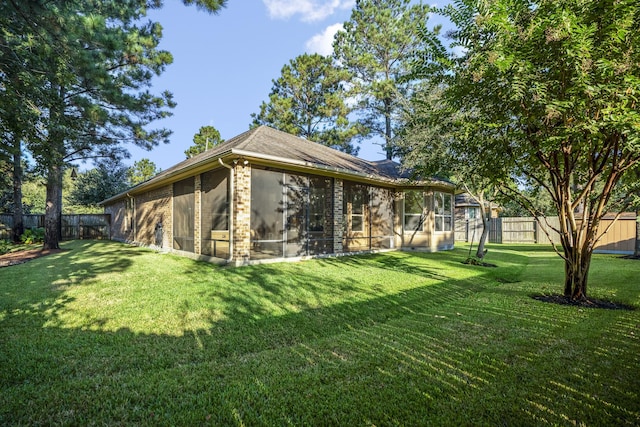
[263,0,354,22]
[305,23,343,55]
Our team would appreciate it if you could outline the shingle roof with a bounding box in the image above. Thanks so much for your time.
[102,126,451,204]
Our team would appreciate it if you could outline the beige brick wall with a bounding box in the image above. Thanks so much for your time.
[135,185,172,248]
[333,178,344,254]
[104,199,133,242]
[194,174,202,255]
[232,162,251,263]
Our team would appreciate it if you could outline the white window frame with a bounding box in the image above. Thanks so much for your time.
[434,192,453,232]
[403,190,424,232]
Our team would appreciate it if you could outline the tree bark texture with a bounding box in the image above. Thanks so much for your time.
[563,245,592,300]
[475,211,490,259]
[43,164,63,250]
[635,210,640,257]
[384,98,393,160]
[12,146,24,242]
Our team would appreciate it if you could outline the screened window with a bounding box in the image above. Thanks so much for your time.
[251,168,284,259]
[404,191,424,232]
[285,173,308,257]
[250,169,334,259]
[371,187,394,249]
[435,192,453,232]
[309,177,333,255]
[345,183,367,233]
[201,169,229,259]
[467,207,478,220]
[173,177,195,252]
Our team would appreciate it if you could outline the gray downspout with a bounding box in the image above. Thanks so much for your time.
[218,158,234,263]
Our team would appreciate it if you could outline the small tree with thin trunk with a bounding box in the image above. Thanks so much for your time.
[398,84,500,260]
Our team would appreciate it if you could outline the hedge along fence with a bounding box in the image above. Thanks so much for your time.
[0,214,111,241]
[457,213,637,255]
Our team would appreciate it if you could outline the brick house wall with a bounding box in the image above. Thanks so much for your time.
[232,162,251,264]
[333,178,344,254]
[134,185,172,248]
[103,163,455,264]
[194,174,202,255]
[104,199,132,242]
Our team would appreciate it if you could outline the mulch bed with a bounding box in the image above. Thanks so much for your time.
[532,294,636,311]
[0,248,64,268]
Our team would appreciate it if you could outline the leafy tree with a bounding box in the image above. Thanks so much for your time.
[398,84,499,259]
[127,158,161,186]
[333,0,435,159]
[430,0,640,300]
[185,126,224,158]
[252,53,359,154]
[1,0,226,250]
[68,159,129,207]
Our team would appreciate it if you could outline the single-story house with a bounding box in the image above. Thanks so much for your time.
[101,126,455,266]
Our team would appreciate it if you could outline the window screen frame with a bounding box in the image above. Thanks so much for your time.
[403,190,425,232]
[434,192,453,232]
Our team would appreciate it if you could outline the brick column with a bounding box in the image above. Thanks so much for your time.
[194,174,202,255]
[333,178,344,254]
[232,162,251,264]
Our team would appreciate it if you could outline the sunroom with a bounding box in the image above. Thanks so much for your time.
[102,126,455,266]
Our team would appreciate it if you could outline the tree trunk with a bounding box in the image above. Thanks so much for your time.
[476,208,490,259]
[635,210,640,257]
[563,246,592,300]
[384,98,393,160]
[12,143,24,242]
[43,164,63,250]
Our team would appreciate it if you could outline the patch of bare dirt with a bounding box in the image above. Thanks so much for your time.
[532,294,635,311]
[0,248,65,268]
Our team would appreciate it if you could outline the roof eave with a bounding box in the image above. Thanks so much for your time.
[101,148,455,206]
[100,149,235,205]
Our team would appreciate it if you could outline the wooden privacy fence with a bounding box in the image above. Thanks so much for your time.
[456,213,637,254]
[0,214,111,241]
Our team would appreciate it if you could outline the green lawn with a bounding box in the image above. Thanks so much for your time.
[1,240,639,426]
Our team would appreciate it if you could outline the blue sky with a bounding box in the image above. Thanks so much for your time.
[128,0,450,171]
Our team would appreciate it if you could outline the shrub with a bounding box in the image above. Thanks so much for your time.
[20,228,45,245]
[0,240,10,255]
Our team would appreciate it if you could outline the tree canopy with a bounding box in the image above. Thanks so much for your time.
[0,0,226,248]
[417,0,640,300]
[185,126,224,158]
[252,53,359,154]
[333,0,435,159]
[127,158,161,186]
[68,159,129,207]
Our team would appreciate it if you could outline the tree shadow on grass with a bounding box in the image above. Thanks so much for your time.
[1,243,639,425]
[531,294,636,310]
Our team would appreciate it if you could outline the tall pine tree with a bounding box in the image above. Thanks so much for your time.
[333,0,435,159]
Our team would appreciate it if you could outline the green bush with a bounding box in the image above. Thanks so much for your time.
[20,228,45,245]
[0,240,10,255]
